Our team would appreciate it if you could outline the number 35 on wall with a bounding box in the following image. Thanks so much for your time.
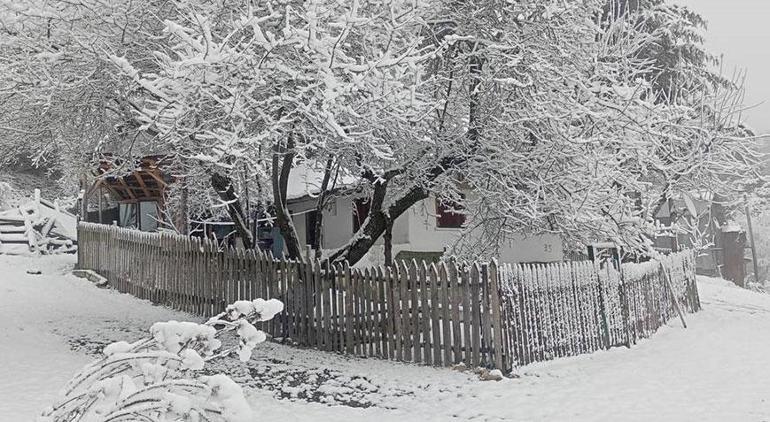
[543,244,553,253]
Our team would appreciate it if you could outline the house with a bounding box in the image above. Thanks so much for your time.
[81,158,563,264]
[284,163,563,265]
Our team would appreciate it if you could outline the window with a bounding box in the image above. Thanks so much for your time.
[139,201,159,232]
[352,198,370,232]
[436,196,465,228]
[118,201,159,231]
[119,203,137,228]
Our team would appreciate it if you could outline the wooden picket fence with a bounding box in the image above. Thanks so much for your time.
[77,222,700,372]
[497,254,701,366]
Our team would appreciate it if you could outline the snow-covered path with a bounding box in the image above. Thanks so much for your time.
[1,254,769,421]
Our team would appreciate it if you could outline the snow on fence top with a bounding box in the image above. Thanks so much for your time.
[77,222,699,372]
[497,251,699,365]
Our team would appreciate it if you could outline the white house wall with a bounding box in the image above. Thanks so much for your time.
[287,194,562,263]
[405,196,563,262]
[286,196,410,251]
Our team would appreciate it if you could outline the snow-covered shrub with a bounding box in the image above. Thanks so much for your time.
[38,298,284,422]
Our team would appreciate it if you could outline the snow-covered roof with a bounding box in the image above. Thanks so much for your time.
[286,162,358,201]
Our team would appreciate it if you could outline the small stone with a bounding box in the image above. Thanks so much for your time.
[478,368,504,381]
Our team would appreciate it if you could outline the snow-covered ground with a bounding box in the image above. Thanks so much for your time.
[2,254,769,421]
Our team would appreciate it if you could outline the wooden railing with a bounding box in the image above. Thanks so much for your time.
[77,222,700,372]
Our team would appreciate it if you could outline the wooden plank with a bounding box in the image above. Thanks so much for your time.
[191,238,199,315]
[661,261,688,328]
[448,261,461,365]
[480,264,493,366]
[400,262,412,362]
[429,263,442,366]
[349,268,359,355]
[304,260,313,346]
[117,176,136,200]
[539,264,555,359]
[292,259,300,342]
[132,171,152,198]
[513,264,529,365]
[355,269,366,355]
[291,259,302,345]
[470,263,482,367]
[523,264,541,362]
[419,262,431,366]
[391,264,404,362]
[569,262,585,355]
[313,260,323,350]
[488,261,504,371]
[373,267,384,358]
[558,263,574,356]
[410,260,421,364]
[439,263,452,366]
[344,262,354,354]
[332,264,342,353]
[363,268,373,357]
[382,266,394,360]
[322,261,332,351]
[460,264,472,366]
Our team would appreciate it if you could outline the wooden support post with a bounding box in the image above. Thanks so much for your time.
[660,261,687,329]
[745,199,760,285]
[596,266,611,349]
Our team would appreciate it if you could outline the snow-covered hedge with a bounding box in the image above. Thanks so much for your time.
[38,298,284,422]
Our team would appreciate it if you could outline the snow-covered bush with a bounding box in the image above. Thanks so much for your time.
[38,298,284,422]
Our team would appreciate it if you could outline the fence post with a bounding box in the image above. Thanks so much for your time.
[595,265,611,349]
[660,261,687,329]
[76,223,82,270]
[689,251,702,311]
[618,268,633,348]
[488,260,506,371]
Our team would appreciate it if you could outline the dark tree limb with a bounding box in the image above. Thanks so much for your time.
[313,157,336,259]
[210,172,254,247]
[272,135,302,260]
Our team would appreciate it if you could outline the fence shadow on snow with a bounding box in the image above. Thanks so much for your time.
[77,222,700,373]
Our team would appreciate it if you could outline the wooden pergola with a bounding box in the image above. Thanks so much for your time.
[89,155,174,204]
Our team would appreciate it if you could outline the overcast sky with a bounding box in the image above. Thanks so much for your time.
[674,0,770,134]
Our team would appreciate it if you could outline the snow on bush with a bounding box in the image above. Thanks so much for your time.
[38,298,284,422]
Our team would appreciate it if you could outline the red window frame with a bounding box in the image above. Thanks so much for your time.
[353,197,370,232]
[436,197,465,228]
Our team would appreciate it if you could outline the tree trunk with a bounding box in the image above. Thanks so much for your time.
[384,214,394,267]
[327,185,429,265]
[313,158,335,259]
[272,136,302,260]
[175,182,189,235]
[210,172,254,247]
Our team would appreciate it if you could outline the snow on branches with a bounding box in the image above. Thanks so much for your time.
[0,0,763,261]
[38,298,283,422]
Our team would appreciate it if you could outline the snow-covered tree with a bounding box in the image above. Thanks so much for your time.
[39,298,283,422]
[108,0,439,257]
[0,0,762,263]
[0,0,175,189]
